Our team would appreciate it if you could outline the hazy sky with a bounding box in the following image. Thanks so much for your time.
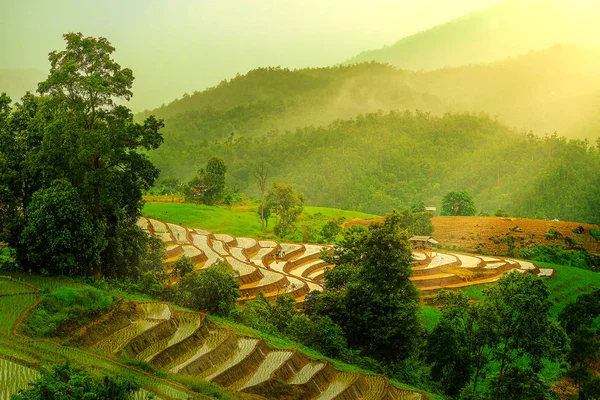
[0,0,502,109]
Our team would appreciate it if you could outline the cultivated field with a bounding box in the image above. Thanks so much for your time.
[346,216,600,255]
[141,218,554,303]
[75,300,427,400]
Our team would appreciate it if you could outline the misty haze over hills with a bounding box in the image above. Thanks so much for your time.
[346,0,600,69]
[4,0,600,112]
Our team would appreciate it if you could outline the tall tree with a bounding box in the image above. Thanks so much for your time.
[0,33,164,279]
[267,183,304,237]
[203,156,227,205]
[316,211,423,363]
[479,272,566,399]
[253,161,269,230]
[441,191,476,216]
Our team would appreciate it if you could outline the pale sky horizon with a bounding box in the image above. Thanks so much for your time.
[0,0,504,109]
[5,0,600,111]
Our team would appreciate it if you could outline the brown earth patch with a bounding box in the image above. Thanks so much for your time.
[345,216,600,256]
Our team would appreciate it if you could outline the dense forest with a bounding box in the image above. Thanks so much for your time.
[151,109,600,224]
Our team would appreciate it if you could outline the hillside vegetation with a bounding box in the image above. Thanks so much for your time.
[150,110,600,223]
[139,46,600,139]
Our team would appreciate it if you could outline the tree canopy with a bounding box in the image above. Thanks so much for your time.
[442,191,476,216]
[0,32,164,280]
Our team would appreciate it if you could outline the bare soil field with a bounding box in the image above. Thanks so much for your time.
[346,216,600,256]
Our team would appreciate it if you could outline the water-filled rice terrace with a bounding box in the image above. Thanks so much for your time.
[0,277,203,400]
[75,300,426,399]
[139,218,553,302]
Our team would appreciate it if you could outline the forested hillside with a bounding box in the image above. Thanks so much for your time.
[140,46,600,143]
[152,110,600,223]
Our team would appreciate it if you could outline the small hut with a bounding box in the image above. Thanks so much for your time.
[409,236,440,250]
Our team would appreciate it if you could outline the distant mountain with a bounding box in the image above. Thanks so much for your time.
[345,0,600,69]
[141,45,600,146]
[0,69,45,102]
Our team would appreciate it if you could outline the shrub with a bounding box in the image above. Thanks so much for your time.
[22,286,113,338]
[518,245,590,269]
[12,360,138,400]
[591,229,600,241]
[175,262,240,317]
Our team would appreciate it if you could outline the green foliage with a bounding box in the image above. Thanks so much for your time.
[485,366,556,400]
[441,191,476,216]
[20,179,106,276]
[320,219,342,242]
[172,255,195,278]
[11,359,139,400]
[428,273,567,397]
[22,286,113,338]
[267,183,304,237]
[203,156,228,205]
[186,156,228,205]
[237,293,350,360]
[175,262,240,317]
[313,211,423,364]
[591,229,600,241]
[558,289,600,399]
[0,33,164,281]
[519,245,590,270]
[0,247,18,272]
[399,208,434,236]
[477,272,566,395]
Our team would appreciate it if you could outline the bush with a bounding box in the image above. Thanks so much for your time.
[12,359,139,400]
[22,286,113,337]
[518,245,590,269]
[591,229,600,241]
[175,262,240,317]
[0,247,18,272]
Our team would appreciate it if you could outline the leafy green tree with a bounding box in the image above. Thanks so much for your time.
[176,262,240,316]
[160,177,183,196]
[270,293,297,332]
[12,359,139,400]
[426,291,475,396]
[267,183,304,237]
[478,272,566,399]
[315,211,422,364]
[441,191,476,216]
[253,161,269,230]
[0,33,164,280]
[20,179,106,276]
[172,255,195,278]
[203,156,227,205]
[558,289,600,399]
[399,208,434,236]
[237,292,278,334]
[485,366,555,400]
[256,201,272,228]
[320,220,342,242]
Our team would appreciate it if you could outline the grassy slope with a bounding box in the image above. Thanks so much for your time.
[142,202,378,241]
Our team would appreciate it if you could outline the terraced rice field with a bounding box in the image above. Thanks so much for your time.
[0,359,40,400]
[289,362,324,384]
[238,350,293,390]
[0,278,207,400]
[314,372,357,400]
[202,338,259,380]
[142,218,554,303]
[76,301,426,400]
